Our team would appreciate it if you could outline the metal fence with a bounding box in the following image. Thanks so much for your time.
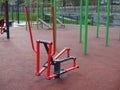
[0,3,120,26]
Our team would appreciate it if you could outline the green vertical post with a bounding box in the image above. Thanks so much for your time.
[40,0,44,19]
[41,0,44,27]
[36,0,39,28]
[26,17,28,30]
[26,20,28,30]
[105,0,111,46]
[54,0,57,31]
[25,0,28,30]
[62,1,64,24]
[80,0,83,43]
[84,0,89,55]
[118,30,120,40]
[30,0,32,26]
[96,0,100,38]
[50,0,52,26]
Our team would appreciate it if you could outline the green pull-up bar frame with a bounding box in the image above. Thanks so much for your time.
[79,0,83,43]
[84,0,89,55]
[105,0,111,46]
[96,0,101,38]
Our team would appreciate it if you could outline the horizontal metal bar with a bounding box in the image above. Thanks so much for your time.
[40,40,52,44]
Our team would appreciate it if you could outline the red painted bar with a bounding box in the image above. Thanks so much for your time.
[46,42,52,80]
[48,74,58,79]
[51,5,56,56]
[66,65,79,72]
[55,48,70,59]
[73,59,76,66]
[25,7,36,52]
[67,48,70,57]
[36,40,40,75]
[39,67,47,75]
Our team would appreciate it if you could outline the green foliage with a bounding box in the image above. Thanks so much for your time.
[8,12,26,20]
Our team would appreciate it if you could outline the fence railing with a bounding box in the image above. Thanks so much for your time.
[0,4,120,26]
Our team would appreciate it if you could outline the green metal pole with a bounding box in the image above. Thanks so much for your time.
[38,0,44,28]
[25,0,28,30]
[84,0,89,55]
[96,0,100,38]
[105,0,111,46]
[30,0,32,26]
[54,0,57,31]
[80,0,83,43]
[36,0,39,28]
[50,0,52,26]
[62,0,64,24]
[41,0,43,19]
[118,30,120,40]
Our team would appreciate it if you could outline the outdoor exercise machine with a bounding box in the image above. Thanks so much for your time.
[25,5,79,80]
[0,0,10,39]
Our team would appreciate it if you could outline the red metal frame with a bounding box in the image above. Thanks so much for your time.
[52,5,56,56]
[25,6,79,80]
[36,40,40,75]
[25,7,36,52]
[46,42,52,79]
[35,41,79,80]
[55,48,70,59]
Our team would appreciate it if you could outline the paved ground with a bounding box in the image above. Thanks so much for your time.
[0,25,120,90]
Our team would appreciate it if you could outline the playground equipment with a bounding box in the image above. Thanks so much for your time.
[25,5,79,80]
[56,18,65,28]
[25,0,65,30]
[0,0,10,39]
[79,0,89,55]
[38,18,52,29]
[25,0,52,29]
[119,30,120,40]
[0,19,5,34]
[37,0,65,29]
[79,0,120,55]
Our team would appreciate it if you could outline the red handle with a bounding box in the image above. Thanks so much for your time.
[25,6,36,52]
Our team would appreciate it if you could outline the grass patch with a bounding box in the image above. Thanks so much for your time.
[1,11,93,25]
